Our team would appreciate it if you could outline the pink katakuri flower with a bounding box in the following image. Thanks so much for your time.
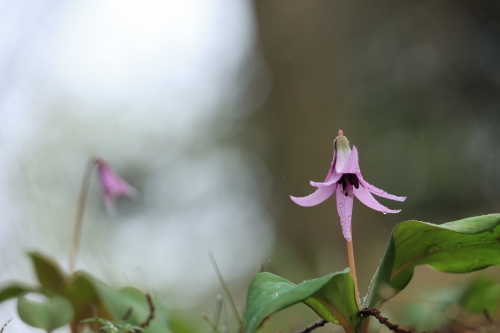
[290,130,406,241]
[96,159,136,211]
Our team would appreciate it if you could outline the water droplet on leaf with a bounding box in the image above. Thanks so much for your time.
[427,244,440,252]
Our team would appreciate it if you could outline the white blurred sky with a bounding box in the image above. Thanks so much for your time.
[0,1,272,331]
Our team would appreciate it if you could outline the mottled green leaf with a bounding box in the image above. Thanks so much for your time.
[17,293,74,332]
[458,276,500,316]
[28,252,66,293]
[365,214,500,308]
[245,269,359,333]
[65,272,99,322]
[90,277,170,333]
[0,284,32,302]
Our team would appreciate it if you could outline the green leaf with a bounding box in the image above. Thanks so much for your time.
[81,317,144,333]
[65,272,99,322]
[28,252,66,293]
[365,214,500,308]
[0,284,32,302]
[245,269,359,333]
[90,278,170,333]
[17,293,74,332]
[458,276,500,316]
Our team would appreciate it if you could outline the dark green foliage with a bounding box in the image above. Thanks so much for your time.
[458,276,500,316]
[245,269,359,333]
[0,252,170,333]
[365,214,500,308]
[28,252,66,293]
[17,294,74,332]
[245,214,500,333]
[0,284,32,302]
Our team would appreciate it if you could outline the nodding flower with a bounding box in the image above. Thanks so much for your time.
[96,159,136,212]
[290,130,406,241]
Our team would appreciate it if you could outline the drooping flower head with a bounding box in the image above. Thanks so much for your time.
[290,130,406,240]
[96,159,136,211]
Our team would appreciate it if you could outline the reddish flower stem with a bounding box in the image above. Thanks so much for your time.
[347,240,360,307]
[69,159,96,274]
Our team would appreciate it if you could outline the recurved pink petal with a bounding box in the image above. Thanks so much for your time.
[336,186,354,241]
[340,146,361,174]
[290,185,335,207]
[310,171,342,188]
[356,174,406,202]
[309,149,342,187]
[352,185,401,214]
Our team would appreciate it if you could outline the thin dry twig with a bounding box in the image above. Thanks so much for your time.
[122,307,133,321]
[200,311,219,333]
[137,294,155,330]
[0,319,12,333]
[295,319,328,333]
[360,307,428,333]
[212,295,223,333]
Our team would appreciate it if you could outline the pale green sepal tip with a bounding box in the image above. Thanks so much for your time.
[335,135,351,153]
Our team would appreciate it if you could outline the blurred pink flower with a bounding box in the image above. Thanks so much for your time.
[96,159,135,211]
[290,130,405,240]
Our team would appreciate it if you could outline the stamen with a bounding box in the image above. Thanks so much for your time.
[347,174,359,189]
[341,176,347,191]
[337,175,350,195]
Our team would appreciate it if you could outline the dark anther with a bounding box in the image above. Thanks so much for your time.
[347,174,359,189]
[337,175,347,192]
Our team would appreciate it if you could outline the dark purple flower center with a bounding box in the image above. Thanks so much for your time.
[338,173,360,196]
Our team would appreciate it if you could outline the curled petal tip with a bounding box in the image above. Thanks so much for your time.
[356,174,406,202]
[290,195,306,206]
[353,186,403,214]
[338,129,344,136]
[310,180,331,188]
[290,186,335,207]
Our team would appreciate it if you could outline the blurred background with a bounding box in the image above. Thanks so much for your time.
[0,0,499,332]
